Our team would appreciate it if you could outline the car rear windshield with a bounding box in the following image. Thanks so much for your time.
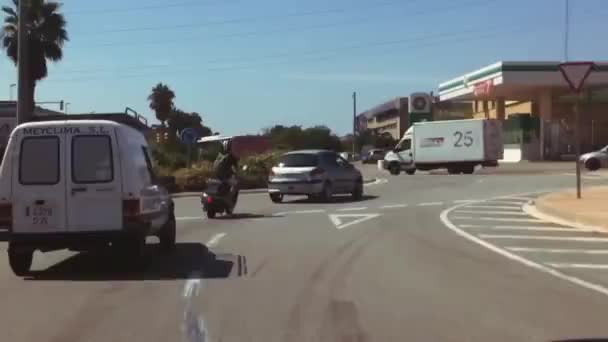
[20,136,60,185]
[72,135,114,183]
[278,154,319,167]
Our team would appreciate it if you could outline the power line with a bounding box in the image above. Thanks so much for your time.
[77,0,415,35]
[65,0,236,15]
[48,25,539,83]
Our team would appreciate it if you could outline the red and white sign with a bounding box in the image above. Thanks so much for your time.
[473,80,493,96]
[559,62,595,92]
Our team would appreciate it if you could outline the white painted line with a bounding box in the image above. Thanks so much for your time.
[206,233,226,248]
[507,247,608,254]
[273,209,325,216]
[503,196,534,201]
[479,234,608,242]
[454,210,527,216]
[338,207,367,212]
[365,178,388,187]
[461,217,544,223]
[329,213,381,230]
[458,224,486,228]
[547,263,608,270]
[490,226,588,232]
[418,202,443,206]
[380,204,408,209]
[453,200,478,203]
[177,216,203,221]
[487,200,527,205]
[440,196,608,298]
[463,205,521,210]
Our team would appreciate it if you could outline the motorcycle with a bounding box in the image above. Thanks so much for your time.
[201,176,239,219]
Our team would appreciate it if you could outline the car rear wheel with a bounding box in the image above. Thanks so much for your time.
[585,158,601,171]
[270,193,283,203]
[8,244,33,276]
[405,168,416,175]
[320,182,333,202]
[352,181,363,201]
[206,209,217,219]
[447,167,459,175]
[463,165,475,174]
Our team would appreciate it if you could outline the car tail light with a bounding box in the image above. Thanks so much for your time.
[122,199,141,218]
[206,196,213,204]
[310,168,325,177]
[0,203,12,228]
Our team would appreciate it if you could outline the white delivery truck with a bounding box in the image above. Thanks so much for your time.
[383,119,503,175]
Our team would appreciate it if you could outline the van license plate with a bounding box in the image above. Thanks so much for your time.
[32,205,53,225]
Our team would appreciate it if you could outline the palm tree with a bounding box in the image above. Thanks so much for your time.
[1,0,68,117]
[148,83,175,126]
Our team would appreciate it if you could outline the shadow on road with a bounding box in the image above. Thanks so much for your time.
[215,213,276,220]
[0,229,9,242]
[26,243,245,281]
[286,195,378,204]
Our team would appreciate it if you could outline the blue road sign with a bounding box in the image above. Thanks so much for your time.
[180,128,200,145]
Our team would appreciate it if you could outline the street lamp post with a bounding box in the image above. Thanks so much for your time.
[16,0,30,124]
[64,102,70,114]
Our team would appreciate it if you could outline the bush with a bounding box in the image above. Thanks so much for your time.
[173,162,214,192]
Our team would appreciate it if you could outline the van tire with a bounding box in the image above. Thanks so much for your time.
[8,246,33,276]
[159,214,176,252]
[389,163,400,175]
[270,193,283,203]
[463,165,475,174]
[405,168,416,175]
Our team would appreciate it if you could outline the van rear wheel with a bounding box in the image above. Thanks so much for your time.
[8,245,33,276]
[159,214,176,252]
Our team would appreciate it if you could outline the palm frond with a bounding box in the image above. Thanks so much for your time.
[42,40,61,61]
[1,6,17,18]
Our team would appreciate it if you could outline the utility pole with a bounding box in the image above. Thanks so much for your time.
[9,84,16,101]
[352,92,357,157]
[564,0,569,61]
[16,0,30,124]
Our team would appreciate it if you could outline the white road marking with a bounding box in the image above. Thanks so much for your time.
[507,247,608,254]
[338,207,367,212]
[547,263,608,270]
[418,202,443,206]
[329,213,381,230]
[453,200,478,203]
[458,224,486,228]
[454,210,527,216]
[503,196,534,201]
[274,209,326,216]
[380,204,408,209]
[489,226,589,232]
[177,216,204,221]
[454,217,544,223]
[365,178,388,187]
[486,200,528,205]
[206,233,226,248]
[479,234,608,242]
[463,205,521,210]
[440,197,608,297]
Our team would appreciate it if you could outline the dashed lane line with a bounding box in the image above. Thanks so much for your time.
[380,204,409,209]
[177,216,203,221]
[418,202,444,206]
[337,207,368,212]
[506,247,608,255]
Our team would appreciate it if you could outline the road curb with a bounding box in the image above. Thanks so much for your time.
[522,201,605,232]
[172,178,378,198]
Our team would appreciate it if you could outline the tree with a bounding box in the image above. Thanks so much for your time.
[147,83,175,126]
[2,0,68,117]
[167,109,212,140]
[263,124,342,151]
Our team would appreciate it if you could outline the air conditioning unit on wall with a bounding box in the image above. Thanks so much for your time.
[409,92,432,114]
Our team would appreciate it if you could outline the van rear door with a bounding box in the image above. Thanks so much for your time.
[66,126,122,232]
[12,129,67,234]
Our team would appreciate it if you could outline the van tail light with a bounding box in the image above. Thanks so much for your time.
[0,203,12,229]
[310,168,326,177]
[122,199,141,218]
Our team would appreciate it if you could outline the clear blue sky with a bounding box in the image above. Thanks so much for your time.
[1,0,607,135]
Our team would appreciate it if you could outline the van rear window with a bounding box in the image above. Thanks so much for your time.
[20,137,60,185]
[72,135,114,183]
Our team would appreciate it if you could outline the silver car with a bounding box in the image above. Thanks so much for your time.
[268,150,363,203]
[580,145,608,171]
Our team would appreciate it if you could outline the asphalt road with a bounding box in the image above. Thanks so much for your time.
[1,164,608,341]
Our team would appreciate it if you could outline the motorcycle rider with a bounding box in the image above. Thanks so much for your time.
[213,139,239,203]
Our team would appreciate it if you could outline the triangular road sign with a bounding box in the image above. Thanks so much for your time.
[329,213,381,230]
[559,62,594,92]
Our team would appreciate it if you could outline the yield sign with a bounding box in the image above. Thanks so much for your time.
[329,213,380,230]
[559,62,594,92]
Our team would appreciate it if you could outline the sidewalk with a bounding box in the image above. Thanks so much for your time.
[533,186,608,230]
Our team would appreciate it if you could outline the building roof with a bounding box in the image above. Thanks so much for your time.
[358,97,406,119]
[0,101,64,117]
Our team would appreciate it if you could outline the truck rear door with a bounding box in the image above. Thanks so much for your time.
[65,126,122,232]
[12,129,67,234]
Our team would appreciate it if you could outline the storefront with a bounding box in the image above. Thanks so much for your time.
[438,61,608,160]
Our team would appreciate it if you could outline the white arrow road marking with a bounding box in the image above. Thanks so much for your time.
[329,213,381,230]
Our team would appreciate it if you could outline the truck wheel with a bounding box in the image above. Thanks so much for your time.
[159,213,176,252]
[270,193,283,203]
[389,163,401,175]
[405,168,416,175]
[585,158,601,171]
[463,165,475,174]
[8,245,33,276]
[447,167,459,175]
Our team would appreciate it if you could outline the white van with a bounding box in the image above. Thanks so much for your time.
[0,119,176,275]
